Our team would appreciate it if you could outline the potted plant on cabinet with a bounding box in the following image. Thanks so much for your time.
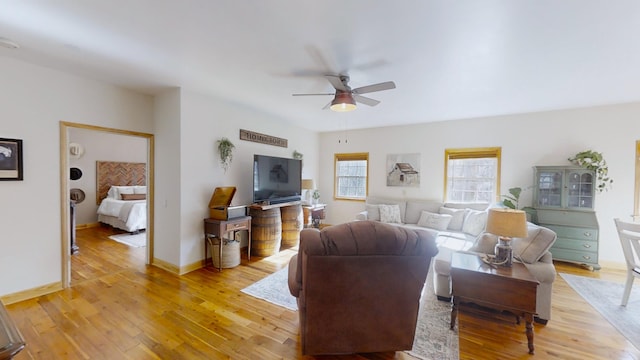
[568,150,613,192]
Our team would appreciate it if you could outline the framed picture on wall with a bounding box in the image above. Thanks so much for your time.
[0,138,23,181]
[386,153,420,187]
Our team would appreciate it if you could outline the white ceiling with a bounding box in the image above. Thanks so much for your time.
[2,1,640,132]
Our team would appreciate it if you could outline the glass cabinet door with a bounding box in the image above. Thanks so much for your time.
[536,170,563,207]
[567,171,593,209]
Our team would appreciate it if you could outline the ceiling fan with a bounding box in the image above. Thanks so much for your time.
[292,75,396,112]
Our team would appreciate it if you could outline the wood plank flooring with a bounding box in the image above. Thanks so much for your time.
[5,226,640,359]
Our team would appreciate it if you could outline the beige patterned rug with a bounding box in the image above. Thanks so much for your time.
[241,267,459,359]
[560,273,640,351]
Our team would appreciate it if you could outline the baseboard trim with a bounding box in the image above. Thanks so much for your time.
[76,222,100,230]
[1,281,63,305]
[151,258,180,275]
[179,260,204,275]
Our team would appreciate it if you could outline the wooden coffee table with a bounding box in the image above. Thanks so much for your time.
[449,252,539,354]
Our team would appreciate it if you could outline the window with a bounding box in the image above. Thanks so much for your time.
[444,147,501,203]
[335,152,369,200]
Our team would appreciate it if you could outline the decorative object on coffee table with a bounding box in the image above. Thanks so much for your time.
[486,208,527,267]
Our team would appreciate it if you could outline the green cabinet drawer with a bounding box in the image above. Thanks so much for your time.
[549,247,598,265]
[544,224,598,241]
[553,237,598,252]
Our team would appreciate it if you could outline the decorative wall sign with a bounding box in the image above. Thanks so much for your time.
[0,138,23,181]
[240,129,288,148]
[386,153,421,187]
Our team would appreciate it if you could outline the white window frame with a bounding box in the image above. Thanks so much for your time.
[334,152,369,201]
[444,147,501,203]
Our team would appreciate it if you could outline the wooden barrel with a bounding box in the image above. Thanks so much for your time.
[281,204,303,248]
[249,207,282,257]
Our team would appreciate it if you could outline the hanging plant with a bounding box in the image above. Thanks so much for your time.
[217,137,235,173]
[568,150,613,192]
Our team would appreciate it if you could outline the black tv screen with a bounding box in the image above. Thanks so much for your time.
[253,154,302,205]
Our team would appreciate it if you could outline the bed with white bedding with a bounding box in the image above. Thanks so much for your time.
[97,185,147,232]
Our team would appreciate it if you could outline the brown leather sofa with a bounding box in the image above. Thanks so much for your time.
[287,221,439,355]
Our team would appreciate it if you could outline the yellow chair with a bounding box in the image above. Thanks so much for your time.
[614,218,640,306]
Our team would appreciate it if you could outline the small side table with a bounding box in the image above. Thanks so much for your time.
[303,204,326,228]
[204,216,251,271]
[450,252,539,354]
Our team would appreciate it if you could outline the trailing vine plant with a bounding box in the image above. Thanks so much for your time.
[568,150,613,192]
[216,137,235,173]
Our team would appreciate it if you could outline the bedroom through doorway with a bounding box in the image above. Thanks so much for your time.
[60,122,154,288]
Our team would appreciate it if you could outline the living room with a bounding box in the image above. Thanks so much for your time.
[1,2,640,359]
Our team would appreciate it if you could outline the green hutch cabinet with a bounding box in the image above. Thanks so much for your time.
[533,166,600,270]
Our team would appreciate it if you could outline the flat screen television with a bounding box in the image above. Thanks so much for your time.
[253,154,302,205]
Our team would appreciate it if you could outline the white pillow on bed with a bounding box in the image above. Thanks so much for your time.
[107,186,135,200]
[133,186,147,194]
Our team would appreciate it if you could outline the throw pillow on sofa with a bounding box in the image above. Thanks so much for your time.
[366,204,381,221]
[379,204,402,224]
[462,209,488,236]
[439,207,467,231]
[512,225,557,263]
[417,211,452,231]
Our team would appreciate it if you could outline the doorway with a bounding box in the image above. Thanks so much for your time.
[59,121,154,288]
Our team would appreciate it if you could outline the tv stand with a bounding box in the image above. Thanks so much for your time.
[251,200,301,210]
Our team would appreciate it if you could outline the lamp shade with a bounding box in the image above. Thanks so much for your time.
[486,208,528,238]
[330,92,357,112]
[301,179,316,190]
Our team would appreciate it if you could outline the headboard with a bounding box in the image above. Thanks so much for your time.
[96,161,146,204]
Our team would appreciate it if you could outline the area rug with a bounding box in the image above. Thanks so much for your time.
[108,232,146,248]
[560,273,640,351]
[241,267,458,359]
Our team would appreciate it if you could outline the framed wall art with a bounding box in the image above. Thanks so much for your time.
[386,153,420,187]
[0,138,23,181]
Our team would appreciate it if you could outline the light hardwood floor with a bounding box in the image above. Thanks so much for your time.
[5,226,640,359]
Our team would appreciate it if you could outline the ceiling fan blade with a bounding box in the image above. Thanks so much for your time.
[322,101,332,110]
[353,94,380,107]
[352,81,396,95]
[292,93,335,96]
[325,75,348,91]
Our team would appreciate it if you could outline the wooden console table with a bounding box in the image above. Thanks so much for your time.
[450,252,539,354]
[303,203,326,228]
[204,216,251,271]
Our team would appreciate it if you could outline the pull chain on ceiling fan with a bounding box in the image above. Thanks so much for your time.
[292,75,396,112]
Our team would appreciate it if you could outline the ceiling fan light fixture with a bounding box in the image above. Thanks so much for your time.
[330,92,357,112]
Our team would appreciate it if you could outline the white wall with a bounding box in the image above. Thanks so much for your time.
[320,102,640,265]
[177,90,319,269]
[0,56,153,297]
[69,128,147,225]
[153,88,182,266]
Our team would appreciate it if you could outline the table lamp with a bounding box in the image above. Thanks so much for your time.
[486,208,528,267]
[301,179,315,205]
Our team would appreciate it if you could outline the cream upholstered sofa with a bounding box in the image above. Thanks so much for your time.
[356,196,558,324]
